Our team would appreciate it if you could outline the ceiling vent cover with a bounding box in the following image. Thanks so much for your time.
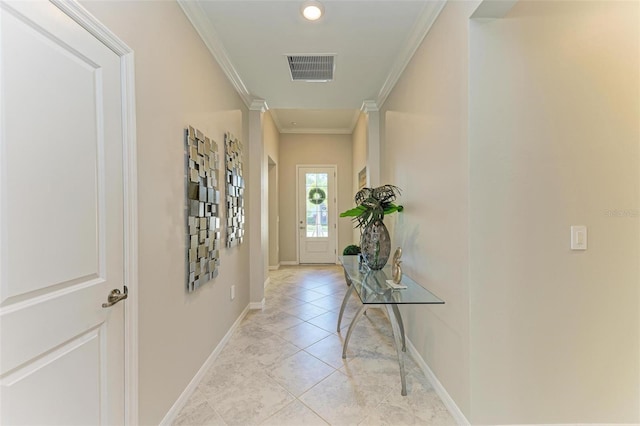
[287,55,334,82]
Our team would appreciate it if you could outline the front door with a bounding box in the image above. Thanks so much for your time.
[0,1,127,424]
[298,166,337,264]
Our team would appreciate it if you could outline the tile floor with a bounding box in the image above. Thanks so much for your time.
[174,265,455,426]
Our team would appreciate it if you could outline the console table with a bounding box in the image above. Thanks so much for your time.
[337,255,444,396]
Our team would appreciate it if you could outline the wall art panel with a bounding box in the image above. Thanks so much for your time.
[225,132,244,247]
[185,126,221,292]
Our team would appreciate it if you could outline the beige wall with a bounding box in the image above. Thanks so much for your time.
[264,112,280,267]
[79,0,640,424]
[468,1,639,423]
[279,134,353,262]
[381,0,477,417]
[80,2,250,425]
[350,113,367,245]
[381,0,639,423]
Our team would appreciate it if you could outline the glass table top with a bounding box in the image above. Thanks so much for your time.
[339,255,444,305]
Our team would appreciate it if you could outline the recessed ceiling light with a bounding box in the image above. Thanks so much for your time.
[301,0,324,21]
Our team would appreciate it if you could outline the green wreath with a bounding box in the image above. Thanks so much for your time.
[308,187,326,205]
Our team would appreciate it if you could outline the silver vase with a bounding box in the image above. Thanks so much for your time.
[360,219,391,270]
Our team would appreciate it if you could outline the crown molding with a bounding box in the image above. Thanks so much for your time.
[471,0,518,19]
[177,0,252,108]
[269,110,284,133]
[269,109,360,135]
[348,110,362,132]
[250,99,268,112]
[361,101,379,113]
[375,0,447,108]
[280,127,353,135]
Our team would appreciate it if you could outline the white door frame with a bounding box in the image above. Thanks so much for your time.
[295,164,338,264]
[52,1,139,423]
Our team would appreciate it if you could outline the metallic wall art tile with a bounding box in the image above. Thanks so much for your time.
[224,132,245,247]
[185,126,221,292]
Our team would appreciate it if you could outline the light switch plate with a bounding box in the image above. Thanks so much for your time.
[571,226,587,250]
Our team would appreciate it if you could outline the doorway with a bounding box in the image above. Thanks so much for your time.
[297,165,337,264]
[268,157,279,269]
[0,2,137,424]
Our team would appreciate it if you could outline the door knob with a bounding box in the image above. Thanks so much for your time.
[102,286,128,308]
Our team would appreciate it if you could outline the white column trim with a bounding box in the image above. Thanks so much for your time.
[361,100,379,113]
[51,0,131,55]
[121,49,139,426]
[470,0,518,19]
[250,99,268,112]
[248,108,266,306]
[361,101,381,187]
[249,299,266,310]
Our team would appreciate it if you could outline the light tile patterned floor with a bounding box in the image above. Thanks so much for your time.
[174,265,455,426]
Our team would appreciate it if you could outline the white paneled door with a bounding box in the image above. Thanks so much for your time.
[298,166,337,264]
[0,1,128,424]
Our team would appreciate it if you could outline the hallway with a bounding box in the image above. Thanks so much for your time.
[2,1,638,424]
[174,266,455,425]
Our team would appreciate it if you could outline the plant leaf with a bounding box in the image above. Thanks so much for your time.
[340,185,404,229]
[383,204,404,215]
[340,205,367,217]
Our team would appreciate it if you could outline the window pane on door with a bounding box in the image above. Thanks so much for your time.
[305,173,328,238]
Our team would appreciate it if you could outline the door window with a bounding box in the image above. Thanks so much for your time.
[305,172,329,238]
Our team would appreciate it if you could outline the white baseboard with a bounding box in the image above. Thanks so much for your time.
[406,338,470,426]
[280,261,298,266]
[249,298,265,310]
[159,304,250,426]
[268,264,280,271]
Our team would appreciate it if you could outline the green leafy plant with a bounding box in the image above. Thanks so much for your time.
[342,244,361,255]
[340,184,403,228]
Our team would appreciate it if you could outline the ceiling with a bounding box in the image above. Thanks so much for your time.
[179,0,445,133]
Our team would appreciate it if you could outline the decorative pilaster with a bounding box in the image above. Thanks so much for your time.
[361,101,381,187]
[248,99,268,307]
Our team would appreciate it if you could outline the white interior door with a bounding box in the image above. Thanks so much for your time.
[0,1,127,424]
[298,166,337,264]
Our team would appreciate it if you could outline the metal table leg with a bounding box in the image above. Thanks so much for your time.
[342,303,369,359]
[385,303,408,396]
[337,276,354,332]
[390,303,406,352]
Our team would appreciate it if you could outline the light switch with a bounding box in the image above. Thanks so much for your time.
[571,226,587,250]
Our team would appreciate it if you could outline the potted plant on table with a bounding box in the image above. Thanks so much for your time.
[340,184,403,270]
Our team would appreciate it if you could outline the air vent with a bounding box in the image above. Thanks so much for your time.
[287,55,334,82]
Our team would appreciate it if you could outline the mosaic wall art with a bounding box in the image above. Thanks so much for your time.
[225,132,245,247]
[186,126,221,292]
